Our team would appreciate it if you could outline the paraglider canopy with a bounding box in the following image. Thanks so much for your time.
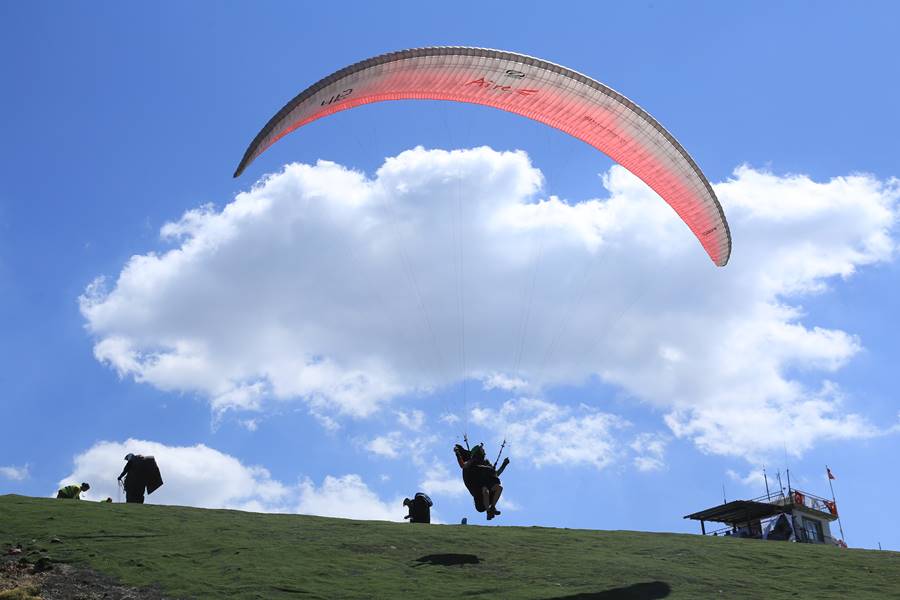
[234,46,731,266]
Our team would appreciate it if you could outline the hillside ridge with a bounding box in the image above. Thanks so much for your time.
[1,494,897,599]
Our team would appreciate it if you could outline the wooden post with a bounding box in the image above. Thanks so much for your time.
[701,520,706,535]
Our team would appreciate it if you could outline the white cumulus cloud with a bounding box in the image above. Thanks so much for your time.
[361,409,437,460]
[419,460,465,497]
[58,439,402,520]
[58,439,290,511]
[472,398,629,470]
[296,474,404,521]
[396,409,426,431]
[79,147,899,461]
[630,433,669,472]
[726,468,768,489]
[365,432,404,459]
[0,465,29,481]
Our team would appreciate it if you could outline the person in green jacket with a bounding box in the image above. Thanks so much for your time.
[56,482,90,499]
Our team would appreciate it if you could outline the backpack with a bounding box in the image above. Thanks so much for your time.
[404,492,433,523]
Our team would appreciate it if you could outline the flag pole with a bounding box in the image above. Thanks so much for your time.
[827,465,846,544]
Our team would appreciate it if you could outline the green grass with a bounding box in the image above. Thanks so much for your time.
[1,494,897,599]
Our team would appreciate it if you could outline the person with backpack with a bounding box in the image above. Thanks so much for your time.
[117,453,164,503]
[403,492,434,523]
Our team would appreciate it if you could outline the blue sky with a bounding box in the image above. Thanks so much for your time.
[2,2,899,550]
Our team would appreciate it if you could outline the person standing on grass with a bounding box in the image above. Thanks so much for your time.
[118,453,164,504]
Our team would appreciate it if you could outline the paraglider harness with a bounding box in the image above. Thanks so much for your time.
[457,435,507,471]
[403,493,433,523]
[454,436,508,513]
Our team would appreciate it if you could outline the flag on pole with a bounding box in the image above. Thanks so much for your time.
[826,465,846,544]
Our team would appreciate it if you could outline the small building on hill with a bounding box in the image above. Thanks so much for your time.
[684,488,842,545]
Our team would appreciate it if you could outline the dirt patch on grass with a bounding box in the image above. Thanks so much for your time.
[2,545,174,600]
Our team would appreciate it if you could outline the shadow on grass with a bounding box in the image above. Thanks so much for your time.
[413,553,481,567]
[543,581,670,599]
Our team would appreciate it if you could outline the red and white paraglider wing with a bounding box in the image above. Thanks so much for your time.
[234,47,731,266]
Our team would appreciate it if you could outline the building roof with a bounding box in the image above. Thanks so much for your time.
[684,500,789,523]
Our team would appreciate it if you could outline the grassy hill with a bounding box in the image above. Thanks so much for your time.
[1,495,897,599]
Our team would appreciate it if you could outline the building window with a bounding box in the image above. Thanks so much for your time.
[802,517,823,543]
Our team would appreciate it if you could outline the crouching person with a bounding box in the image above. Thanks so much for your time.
[57,482,90,499]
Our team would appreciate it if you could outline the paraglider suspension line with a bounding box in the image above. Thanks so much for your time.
[493,439,507,470]
[456,166,468,431]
